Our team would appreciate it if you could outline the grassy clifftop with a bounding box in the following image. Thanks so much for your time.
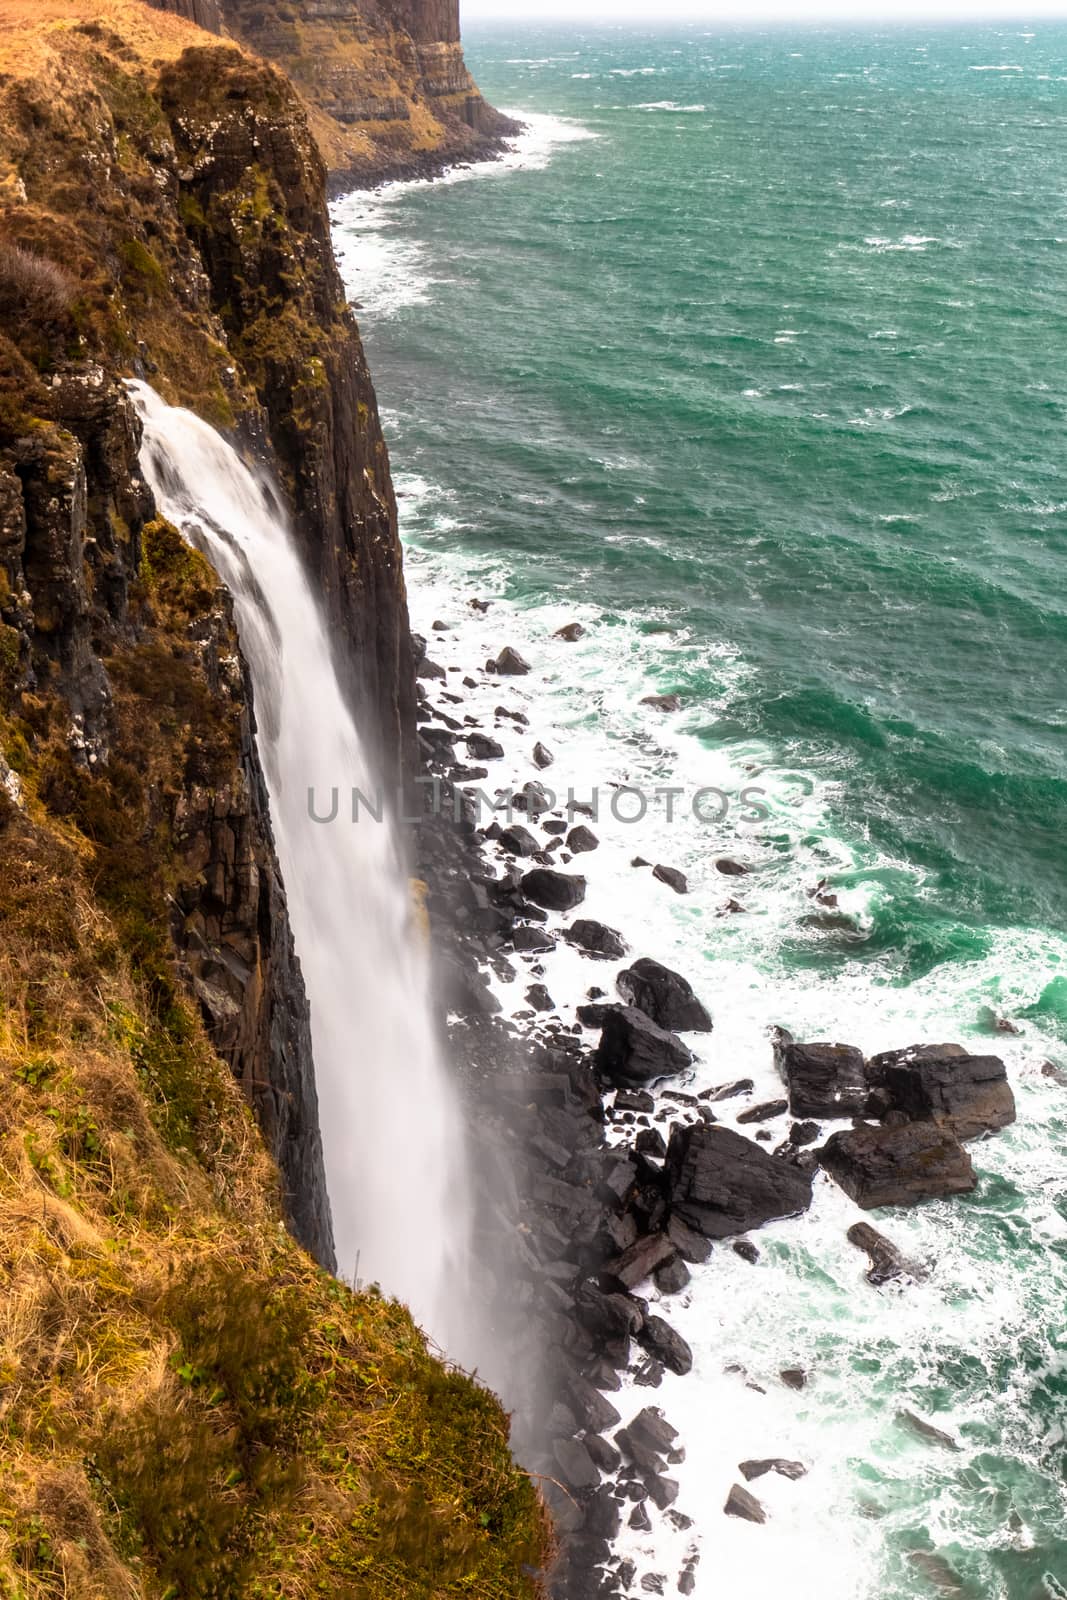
[0,4,549,1594]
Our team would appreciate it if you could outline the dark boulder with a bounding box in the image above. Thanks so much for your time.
[511,925,557,953]
[653,1255,690,1294]
[637,1315,693,1375]
[641,694,681,712]
[567,824,600,854]
[566,920,628,960]
[466,731,504,761]
[739,1459,807,1483]
[617,958,712,1034]
[664,1123,813,1238]
[780,1368,808,1391]
[724,1484,766,1524]
[732,1239,760,1264]
[846,1221,928,1286]
[605,1232,676,1290]
[584,1433,621,1474]
[532,740,554,769]
[896,1409,960,1451]
[666,1213,713,1263]
[553,1437,600,1490]
[705,1077,754,1103]
[596,1007,695,1087]
[568,1376,622,1434]
[521,868,587,911]
[715,857,749,876]
[822,1122,976,1208]
[499,823,540,857]
[869,1045,1015,1141]
[554,622,585,641]
[737,1098,788,1125]
[525,983,555,1013]
[493,646,530,675]
[653,864,688,895]
[776,1038,869,1119]
[579,1001,618,1029]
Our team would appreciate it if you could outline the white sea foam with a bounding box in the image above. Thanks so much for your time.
[636,101,708,113]
[330,111,597,318]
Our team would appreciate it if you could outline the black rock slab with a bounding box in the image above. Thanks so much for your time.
[521,867,588,911]
[821,1121,976,1208]
[664,1123,814,1238]
[596,1007,695,1087]
[776,1039,869,1119]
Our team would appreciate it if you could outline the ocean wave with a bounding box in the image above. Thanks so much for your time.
[636,101,708,113]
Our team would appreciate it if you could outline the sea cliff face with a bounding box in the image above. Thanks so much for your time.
[0,4,547,1593]
[147,0,518,188]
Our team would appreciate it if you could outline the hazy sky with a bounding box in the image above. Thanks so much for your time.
[463,1,1067,21]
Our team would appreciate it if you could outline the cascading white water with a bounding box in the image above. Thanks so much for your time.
[128,381,471,1352]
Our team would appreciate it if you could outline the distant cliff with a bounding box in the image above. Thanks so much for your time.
[147,0,518,189]
[0,4,547,1593]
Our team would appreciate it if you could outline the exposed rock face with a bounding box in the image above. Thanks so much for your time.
[147,0,223,28]
[617,957,712,1033]
[776,1037,868,1119]
[869,1045,1015,1141]
[596,1006,695,1087]
[219,0,519,190]
[821,1122,976,1209]
[664,1123,814,1238]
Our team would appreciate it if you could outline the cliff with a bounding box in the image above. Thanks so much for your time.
[0,2,547,1593]
[147,0,518,189]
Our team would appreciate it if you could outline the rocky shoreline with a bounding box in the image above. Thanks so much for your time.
[410,613,1019,1600]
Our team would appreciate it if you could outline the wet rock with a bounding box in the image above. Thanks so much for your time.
[636,1127,668,1159]
[467,731,504,761]
[492,646,530,675]
[543,817,568,835]
[715,857,749,876]
[653,1255,690,1294]
[641,694,681,712]
[533,740,554,769]
[641,1576,666,1596]
[553,1436,600,1490]
[566,919,628,960]
[788,1120,821,1147]
[724,1483,766,1524]
[499,823,540,857]
[511,924,557,953]
[629,1502,652,1532]
[732,1239,760,1265]
[617,1087,656,1114]
[525,983,555,1013]
[652,863,688,895]
[513,782,554,816]
[847,1221,928,1286]
[896,1409,961,1451]
[584,1432,621,1474]
[555,622,586,641]
[617,958,712,1034]
[632,856,650,867]
[739,1459,807,1482]
[597,1007,695,1087]
[869,1045,1015,1141]
[634,1359,665,1387]
[567,824,600,854]
[645,1474,679,1510]
[579,1002,617,1029]
[606,1232,677,1290]
[705,1078,754,1103]
[776,1038,869,1119]
[719,897,747,914]
[737,1098,789,1125]
[664,1123,814,1238]
[521,867,587,911]
[576,1285,645,1343]
[666,1213,713,1264]
[637,1315,693,1376]
[569,1376,622,1434]
[780,1368,808,1391]
[822,1121,976,1208]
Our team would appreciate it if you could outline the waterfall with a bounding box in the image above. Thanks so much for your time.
[128,381,471,1353]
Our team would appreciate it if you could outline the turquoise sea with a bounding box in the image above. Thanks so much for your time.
[333,22,1067,1599]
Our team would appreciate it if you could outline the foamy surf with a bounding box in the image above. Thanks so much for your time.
[330,110,597,317]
